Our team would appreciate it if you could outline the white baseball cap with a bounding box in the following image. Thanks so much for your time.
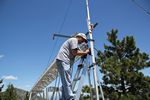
[76,33,87,41]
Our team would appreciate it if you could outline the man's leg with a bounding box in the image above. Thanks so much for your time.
[56,60,74,100]
[61,86,66,100]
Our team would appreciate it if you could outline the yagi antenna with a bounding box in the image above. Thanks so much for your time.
[53,23,98,40]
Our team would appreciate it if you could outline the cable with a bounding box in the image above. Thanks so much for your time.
[46,1,73,97]
[47,0,73,66]
[131,0,150,16]
[33,0,73,94]
[58,0,73,33]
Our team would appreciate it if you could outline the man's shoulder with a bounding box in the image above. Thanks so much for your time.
[63,38,77,46]
[68,37,77,42]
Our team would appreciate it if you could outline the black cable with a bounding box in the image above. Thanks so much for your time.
[47,1,73,97]
[47,0,73,66]
[131,0,150,16]
[94,47,99,53]
[35,0,73,93]
[58,0,73,33]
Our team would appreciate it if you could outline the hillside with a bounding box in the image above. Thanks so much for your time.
[15,88,29,100]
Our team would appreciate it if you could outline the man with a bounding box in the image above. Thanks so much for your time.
[56,33,90,100]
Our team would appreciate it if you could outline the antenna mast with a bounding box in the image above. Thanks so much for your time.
[86,0,101,100]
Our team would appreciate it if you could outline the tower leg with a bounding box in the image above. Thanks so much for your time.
[74,57,88,100]
[88,68,93,100]
[29,92,32,100]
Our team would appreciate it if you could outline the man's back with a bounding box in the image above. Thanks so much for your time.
[56,38,78,65]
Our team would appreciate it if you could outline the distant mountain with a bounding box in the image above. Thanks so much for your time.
[15,88,44,100]
[15,88,28,100]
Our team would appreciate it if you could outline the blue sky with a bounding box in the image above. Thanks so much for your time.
[0,0,150,91]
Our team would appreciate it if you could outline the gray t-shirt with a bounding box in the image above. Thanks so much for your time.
[56,38,78,65]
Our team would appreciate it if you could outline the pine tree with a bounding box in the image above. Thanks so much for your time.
[24,92,29,100]
[0,79,4,100]
[0,79,4,92]
[82,85,90,93]
[96,29,150,100]
[81,85,91,100]
[4,84,18,100]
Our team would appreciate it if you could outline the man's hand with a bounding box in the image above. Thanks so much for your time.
[85,48,91,55]
[90,24,94,31]
[72,48,91,56]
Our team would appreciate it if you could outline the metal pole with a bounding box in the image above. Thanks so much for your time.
[43,91,45,99]
[88,68,93,100]
[29,92,32,100]
[46,88,49,100]
[74,57,89,100]
[85,0,99,100]
[39,93,42,99]
[98,81,105,100]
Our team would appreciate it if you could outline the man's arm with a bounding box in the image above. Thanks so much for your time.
[71,49,90,56]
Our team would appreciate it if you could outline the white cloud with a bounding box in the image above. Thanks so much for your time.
[2,75,18,80]
[0,55,4,59]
